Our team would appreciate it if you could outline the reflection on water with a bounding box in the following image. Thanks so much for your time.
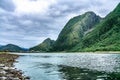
[14,53,120,80]
[59,65,120,80]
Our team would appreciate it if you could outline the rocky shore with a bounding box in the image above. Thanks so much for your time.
[0,52,30,80]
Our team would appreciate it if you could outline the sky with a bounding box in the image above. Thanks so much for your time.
[0,0,120,48]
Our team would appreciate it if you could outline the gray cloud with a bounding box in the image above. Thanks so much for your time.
[0,0,119,48]
[0,0,15,11]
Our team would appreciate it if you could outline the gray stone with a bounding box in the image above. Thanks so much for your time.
[0,64,5,67]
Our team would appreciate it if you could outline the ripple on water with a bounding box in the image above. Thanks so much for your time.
[14,53,120,80]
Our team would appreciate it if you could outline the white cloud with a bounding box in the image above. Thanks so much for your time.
[19,20,33,26]
[13,0,56,15]
[0,0,119,48]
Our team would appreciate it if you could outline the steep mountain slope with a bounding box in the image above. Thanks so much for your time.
[53,12,101,51]
[72,3,120,51]
[30,38,55,52]
[0,44,25,52]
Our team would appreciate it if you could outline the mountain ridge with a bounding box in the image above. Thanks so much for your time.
[29,3,120,52]
[0,44,26,52]
[52,11,101,51]
[71,3,120,51]
[30,38,55,52]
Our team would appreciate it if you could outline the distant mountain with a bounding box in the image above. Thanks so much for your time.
[0,44,26,52]
[72,3,120,51]
[53,11,101,51]
[30,38,55,52]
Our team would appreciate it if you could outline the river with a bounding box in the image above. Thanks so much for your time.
[13,53,120,80]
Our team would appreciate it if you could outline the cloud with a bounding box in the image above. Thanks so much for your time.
[0,0,119,48]
[13,0,57,15]
[0,0,15,11]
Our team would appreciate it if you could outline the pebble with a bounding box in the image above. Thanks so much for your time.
[3,66,9,70]
[0,54,30,80]
[7,77,21,80]
[25,76,30,79]
[0,64,5,67]
[0,70,6,74]
[0,77,7,80]
[0,65,30,80]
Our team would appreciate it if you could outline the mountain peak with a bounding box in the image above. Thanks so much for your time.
[84,11,100,18]
[53,11,101,51]
[85,11,95,15]
[45,38,51,41]
[43,38,53,43]
[30,38,55,52]
[72,3,120,51]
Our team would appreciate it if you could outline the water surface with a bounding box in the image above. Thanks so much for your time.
[14,53,120,80]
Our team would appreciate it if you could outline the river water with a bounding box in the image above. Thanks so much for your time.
[13,53,120,80]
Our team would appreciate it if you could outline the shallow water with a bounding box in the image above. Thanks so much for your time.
[13,53,120,80]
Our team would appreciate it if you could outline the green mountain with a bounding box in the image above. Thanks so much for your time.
[0,44,26,52]
[30,38,55,52]
[53,12,101,51]
[30,3,120,52]
[72,3,120,51]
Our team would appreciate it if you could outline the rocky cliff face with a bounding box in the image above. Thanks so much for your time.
[72,3,120,51]
[30,38,55,52]
[53,11,101,51]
